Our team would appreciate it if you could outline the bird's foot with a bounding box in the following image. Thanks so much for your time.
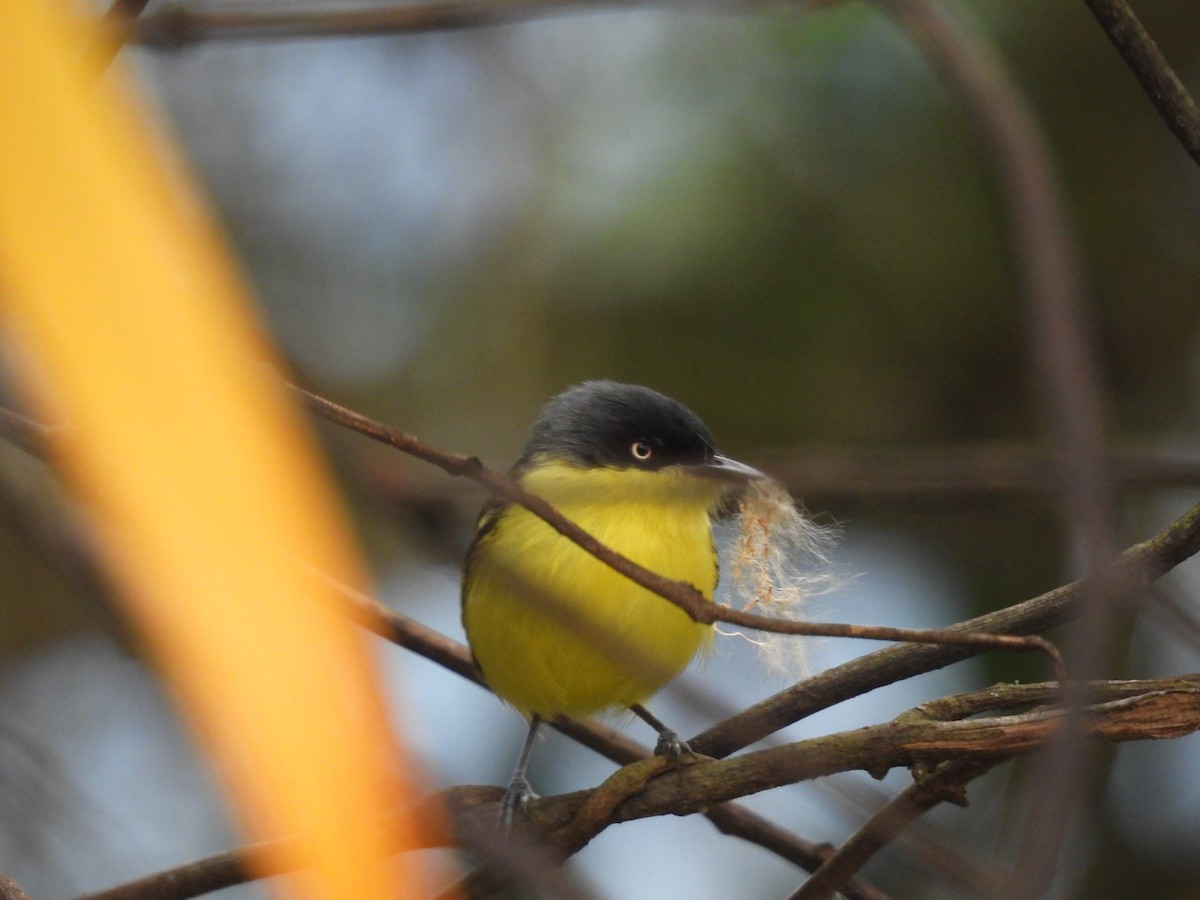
[653,728,694,768]
[499,775,538,830]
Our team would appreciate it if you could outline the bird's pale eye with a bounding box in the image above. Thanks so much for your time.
[630,440,654,461]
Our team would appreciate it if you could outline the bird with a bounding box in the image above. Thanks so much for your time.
[461,380,764,823]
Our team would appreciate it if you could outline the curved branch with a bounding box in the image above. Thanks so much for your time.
[448,680,1200,843]
[300,387,1060,671]
[690,498,1200,757]
[0,402,880,896]
[76,678,1200,900]
[337,576,887,892]
[789,677,1200,899]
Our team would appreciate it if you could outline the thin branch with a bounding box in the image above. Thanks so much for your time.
[879,0,1110,561]
[79,678,1198,900]
[1082,0,1200,167]
[337,575,891,895]
[15,404,1200,504]
[76,586,886,900]
[703,806,892,900]
[124,1,1200,168]
[130,0,619,46]
[0,406,61,457]
[0,404,883,896]
[690,498,1200,757]
[75,849,256,900]
[755,443,1200,499]
[300,387,1061,673]
[816,774,1004,898]
[788,758,1000,900]
[88,0,155,68]
[835,7,1115,891]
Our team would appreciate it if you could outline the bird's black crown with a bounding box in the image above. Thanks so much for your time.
[516,381,719,472]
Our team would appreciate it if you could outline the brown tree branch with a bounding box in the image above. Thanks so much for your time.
[0,405,880,896]
[689,498,1200,757]
[75,854,250,900]
[130,0,614,46]
[756,443,1200,499]
[9,390,1200,896]
[703,806,892,900]
[447,679,1200,842]
[77,583,885,900]
[799,675,1200,896]
[1082,0,1200,167]
[74,677,1200,900]
[337,577,892,896]
[787,758,1001,900]
[788,676,1200,899]
[0,872,31,900]
[300,387,1062,673]
[88,0,155,67]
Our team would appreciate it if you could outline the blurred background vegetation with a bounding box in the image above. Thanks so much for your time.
[2,0,1199,896]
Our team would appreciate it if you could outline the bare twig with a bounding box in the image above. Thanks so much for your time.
[76,849,257,900]
[1082,0,1200,167]
[789,677,1200,899]
[88,0,155,67]
[131,0,617,46]
[703,806,892,900]
[756,443,1200,499]
[690,499,1200,757]
[300,387,1062,672]
[0,402,882,897]
[338,577,891,896]
[788,758,1000,900]
[76,586,886,900]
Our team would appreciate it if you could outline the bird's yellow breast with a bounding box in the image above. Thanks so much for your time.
[462,461,722,718]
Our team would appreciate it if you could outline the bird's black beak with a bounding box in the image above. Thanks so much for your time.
[690,455,767,483]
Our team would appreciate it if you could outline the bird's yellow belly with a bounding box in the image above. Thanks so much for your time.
[464,499,715,719]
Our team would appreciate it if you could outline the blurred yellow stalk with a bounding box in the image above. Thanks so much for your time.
[0,2,430,896]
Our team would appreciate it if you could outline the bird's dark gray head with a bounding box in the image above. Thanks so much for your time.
[516,381,719,472]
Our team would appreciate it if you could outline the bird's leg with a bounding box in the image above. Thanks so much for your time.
[629,703,691,766]
[500,714,541,829]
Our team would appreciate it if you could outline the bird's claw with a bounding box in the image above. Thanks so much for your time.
[653,729,693,768]
[499,776,538,830]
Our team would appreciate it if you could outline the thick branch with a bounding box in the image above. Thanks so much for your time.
[0,872,31,900]
[448,681,1200,843]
